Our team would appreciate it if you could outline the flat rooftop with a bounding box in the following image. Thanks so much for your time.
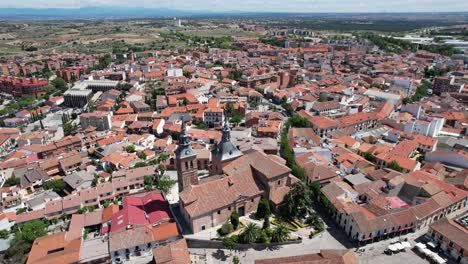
[80,237,109,263]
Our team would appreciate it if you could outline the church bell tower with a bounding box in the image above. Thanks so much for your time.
[175,120,198,192]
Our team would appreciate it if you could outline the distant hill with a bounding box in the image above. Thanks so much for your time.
[0,7,213,19]
[0,7,466,20]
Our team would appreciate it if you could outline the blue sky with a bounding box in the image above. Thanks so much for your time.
[1,0,467,12]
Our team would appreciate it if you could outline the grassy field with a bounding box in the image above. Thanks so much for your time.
[0,20,256,57]
[182,28,259,37]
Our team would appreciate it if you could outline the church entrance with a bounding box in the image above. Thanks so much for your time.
[238,206,245,216]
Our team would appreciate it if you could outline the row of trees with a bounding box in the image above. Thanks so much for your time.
[260,38,286,48]
[362,152,404,172]
[364,33,460,56]
[4,220,48,263]
[403,80,431,104]
[0,95,36,116]
[279,114,312,179]
[222,220,291,248]
[424,66,450,79]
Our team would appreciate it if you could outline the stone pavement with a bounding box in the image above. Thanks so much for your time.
[187,218,441,264]
[189,226,348,264]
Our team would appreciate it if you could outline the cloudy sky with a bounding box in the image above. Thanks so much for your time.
[1,0,467,12]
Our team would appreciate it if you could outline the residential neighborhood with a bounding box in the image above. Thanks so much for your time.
[0,6,466,264]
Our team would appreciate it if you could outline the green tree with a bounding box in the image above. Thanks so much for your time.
[225,102,234,115]
[138,151,147,160]
[230,211,240,230]
[256,198,271,219]
[240,223,260,244]
[157,153,169,163]
[16,220,47,243]
[4,236,31,263]
[223,236,238,253]
[125,145,136,153]
[63,122,75,136]
[230,115,242,126]
[91,175,99,187]
[282,181,313,218]
[232,256,240,264]
[157,164,166,177]
[155,175,176,195]
[0,229,9,239]
[307,181,321,204]
[133,162,148,168]
[318,94,328,102]
[51,77,68,92]
[271,224,290,243]
[144,175,154,189]
[281,102,293,113]
[4,177,20,187]
[387,161,404,172]
[262,216,270,230]
[227,70,243,81]
[288,114,312,128]
[43,180,66,195]
[362,152,376,162]
[306,213,320,226]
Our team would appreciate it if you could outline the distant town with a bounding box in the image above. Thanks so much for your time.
[0,10,466,264]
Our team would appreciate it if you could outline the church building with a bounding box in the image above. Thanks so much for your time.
[176,119,297,233]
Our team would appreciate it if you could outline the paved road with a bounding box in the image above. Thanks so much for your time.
[188,215,441,264]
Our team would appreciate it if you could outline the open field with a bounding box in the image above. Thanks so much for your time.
[0,13,466,58]
[0,19,262,57]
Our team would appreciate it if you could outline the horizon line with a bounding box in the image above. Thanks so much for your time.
[0,7,467,14]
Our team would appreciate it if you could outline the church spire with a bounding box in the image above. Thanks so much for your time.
[221,110,231,142]
[175,117,198,192]
[179,118,190,146]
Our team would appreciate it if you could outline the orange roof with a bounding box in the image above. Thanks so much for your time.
[96,134,125,147]
[153,238,190,264]
[337,112,377,127]
[152,221,180,241]
[27,232,81,264]
[310,116,340,129]
[102,204,119,223]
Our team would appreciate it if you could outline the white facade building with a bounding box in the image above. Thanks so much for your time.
[404,117,445,137]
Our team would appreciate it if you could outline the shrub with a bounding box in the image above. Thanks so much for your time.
[0,229,9,239]
[222,236,238,251]
[240,223,260,244]
[271,224,290,243]
[256,198,271,219]
[4,177,20,187]
[43,179,66,195]
[314,221,325,233]
[262,217,270,230]
[218,223,234,236]
[230,234,239,243]
[256,229,270,243]
[387,161,404,172]
[230,211,240,230]
[125,145,136,153]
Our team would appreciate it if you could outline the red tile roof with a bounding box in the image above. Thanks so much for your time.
[110,191,172,232]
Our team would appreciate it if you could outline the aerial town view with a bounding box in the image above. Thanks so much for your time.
[0,1,467,264]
